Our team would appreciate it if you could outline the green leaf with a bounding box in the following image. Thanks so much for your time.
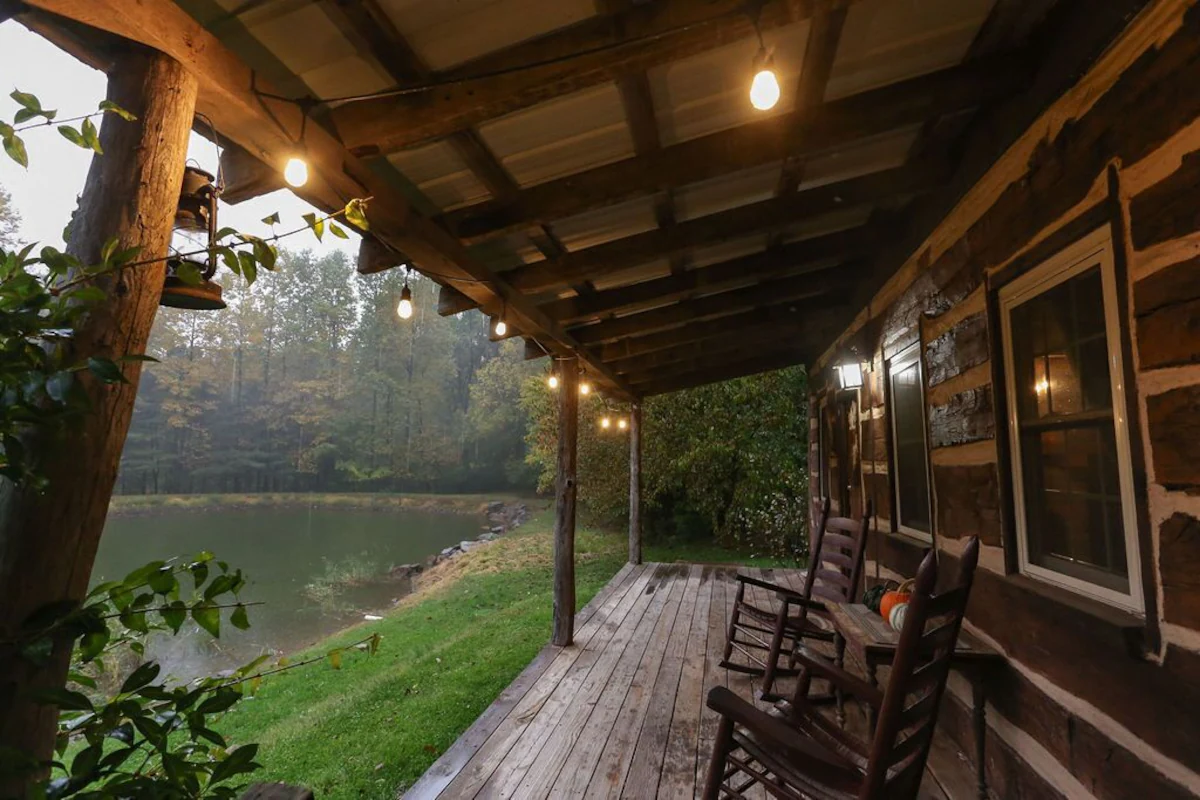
[118,608,148,634]
[174,261,202,286]
[260,212,280,226]
[208,743,260,787]
[230,604,250,631]
[69,286,106,304]
[161,600,187,634]
[302,212,324,242]
[3,133,28,168]
[10,90,39,111]
[87,357,128,385]
[57,125,86,148]
[237,250,257,286]
[117,353,160,364]
[44,372,73,403]
[78,628,109,662]
[191,560,209,590]
[13,108,37,125]
[253,239,276,271]
[192,603,220,638]
[220,247,241,276]
[148,567,176,594]
[70,743,101,779]
[197,687,241,715]
[120,661,161,694]
[98,100,137,122]
[31,687,93,711]
[344,198,369,230]
[81,117,102,154]
[329,222,349,239]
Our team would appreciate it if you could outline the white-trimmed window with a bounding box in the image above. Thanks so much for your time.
[999,227,1143,612]
[888,344,932,539]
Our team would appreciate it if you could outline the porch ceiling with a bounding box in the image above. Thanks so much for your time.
[16,0,1072,398]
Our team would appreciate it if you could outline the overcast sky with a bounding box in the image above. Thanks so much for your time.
[0,21,357,260]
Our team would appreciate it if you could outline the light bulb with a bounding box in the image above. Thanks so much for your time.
[601,417,611,429]
[750,68,781,111]
[284,157,309,188]
[618,418,628,431]
[494,318,507,337]
[397,285,413,320]
[579,382,591,396]
[547,374,559,389]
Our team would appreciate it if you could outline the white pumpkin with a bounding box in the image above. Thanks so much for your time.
[888,601,909,633]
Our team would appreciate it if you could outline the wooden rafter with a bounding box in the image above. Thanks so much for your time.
[329,0,864,155]
[621,340,807,386]
[440,52,1028,243]
[636,349,812,395]
[569,270,856,346]
[609,326,802,375]
[504,163,941,294]
[19,0,636,399]
[537,226,873,325]
[777,2,848,195]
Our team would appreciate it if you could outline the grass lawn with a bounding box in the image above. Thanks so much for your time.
[215,509,798,798]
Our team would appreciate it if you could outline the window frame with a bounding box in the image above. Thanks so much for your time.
[886,343,933,541]
[998,226,1144,613]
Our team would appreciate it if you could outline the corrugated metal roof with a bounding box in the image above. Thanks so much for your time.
[376,0,599,70]
[648,19,812,147]
[386,140,493,212]
[548,193,659,252]
[827,0,995,99]
[478,82,636,187]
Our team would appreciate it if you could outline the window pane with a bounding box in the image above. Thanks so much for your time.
[1010,266,1128,593]
[890,359,930,534]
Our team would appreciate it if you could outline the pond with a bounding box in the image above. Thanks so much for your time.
[94,505,485,680]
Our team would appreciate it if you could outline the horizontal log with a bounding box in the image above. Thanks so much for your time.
[927,385,995,449]
[924,311,990,387]
[218,142,285,204]
[1130,148,1200,250]
[636,349,810,396]
[329,0,853,155]
[1134,255,1200,370]
[356,236,406,275]
[569,271,853,346]
[507,165,940,294]
[538,228,869,325]
[1160,511,1200,630]
[932,463,1002,546]
[442,52,1028,243]
[1146,384,1200,491]
[438,283,478,316]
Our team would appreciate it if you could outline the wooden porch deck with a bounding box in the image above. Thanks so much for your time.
[404,562,974,800]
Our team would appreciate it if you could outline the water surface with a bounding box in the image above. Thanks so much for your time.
[96,506,483,679]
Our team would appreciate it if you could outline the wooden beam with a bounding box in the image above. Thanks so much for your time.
[570,271,853,345]
[610,325,800,375]
[506,163,938,294]
[217,142,285,204]
[552,357,579,646]
[537,226,871,324]
[438,283,477,316]
[777,2,848,195]
[356,236,406,274]
[329,0,861,155]
[622,340,807,386]
[629,402,642,565]
[440,53,1028,243]
[0,48,197,782]
[636,349,810,395]
[23,0,637,400]
[593,305,820,362]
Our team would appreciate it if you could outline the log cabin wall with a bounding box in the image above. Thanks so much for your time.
[808,1,1200,797]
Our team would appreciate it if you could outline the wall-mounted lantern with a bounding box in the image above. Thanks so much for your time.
[162,164,226,311]
[836,361,864,390]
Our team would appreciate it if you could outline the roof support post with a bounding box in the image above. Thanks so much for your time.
[552,357,579,646]
[0,47,197,788]
[629,402,642,565]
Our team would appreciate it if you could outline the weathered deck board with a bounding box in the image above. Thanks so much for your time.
[404,563,961,800]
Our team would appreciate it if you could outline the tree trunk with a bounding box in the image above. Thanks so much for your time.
[629,402,642,565]
[552,358,579,647]
[0,47,197,792]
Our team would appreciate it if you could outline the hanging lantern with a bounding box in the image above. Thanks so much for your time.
[162,163,226,310]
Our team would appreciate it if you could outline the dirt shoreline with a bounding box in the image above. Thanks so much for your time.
[106,492,531,518]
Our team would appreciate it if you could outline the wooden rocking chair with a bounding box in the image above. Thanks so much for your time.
[720,498,870,702]
[702,537,981,800]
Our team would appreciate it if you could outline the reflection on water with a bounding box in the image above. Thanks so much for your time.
[95,506,482,680]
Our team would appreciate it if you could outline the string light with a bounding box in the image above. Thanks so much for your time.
[618,418,628,431]
[579,382,591,396]
[284,156,309,188]
[749,47,780,111]
[601,416,611,429]
[397,270,413,320]
[494,318,507,336]
[547,373,559,389]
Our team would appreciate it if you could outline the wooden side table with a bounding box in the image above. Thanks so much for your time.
[827,603,1003,800]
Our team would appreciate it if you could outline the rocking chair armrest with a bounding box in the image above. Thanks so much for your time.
[707,687,860,779]
[792,646,884,708]
[734,574,814,607]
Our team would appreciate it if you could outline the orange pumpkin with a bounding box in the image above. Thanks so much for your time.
[879,590,912,621]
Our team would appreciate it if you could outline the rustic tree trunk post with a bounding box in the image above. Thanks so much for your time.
[0,47,197,788]
[552,358,579,646]
[628,401,642,564]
